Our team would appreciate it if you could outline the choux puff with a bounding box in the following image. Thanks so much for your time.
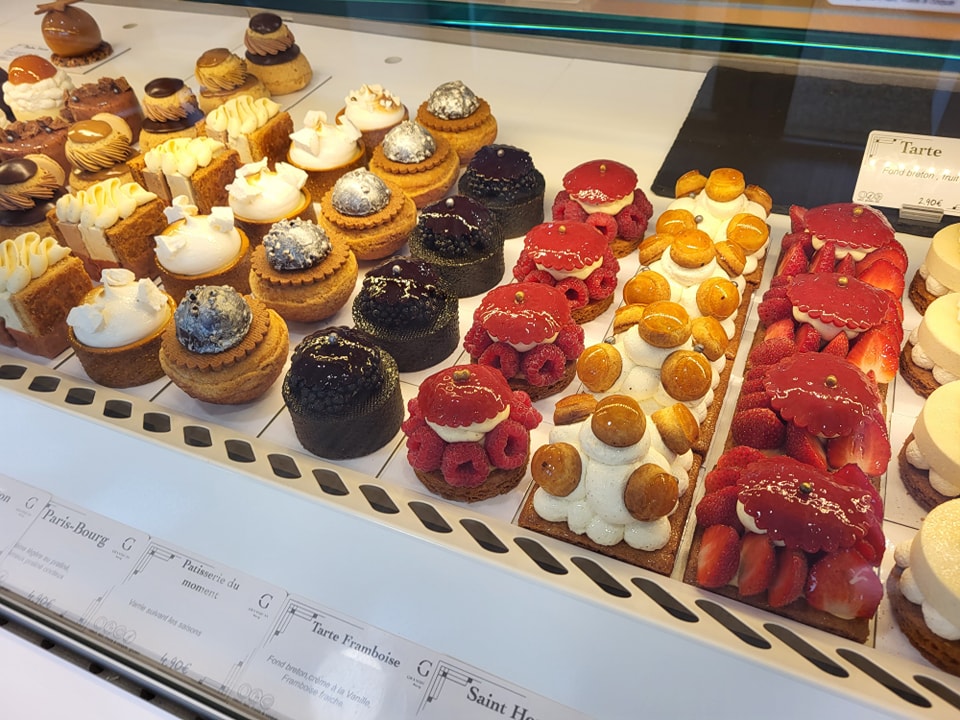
[616,269,672,334]
[690,316,730,363]
[636,300,691,349]
[669,229,715,269]
[660,349,713,404]
[650,403,700,458]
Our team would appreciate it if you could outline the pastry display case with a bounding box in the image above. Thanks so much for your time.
[1,1,959,717]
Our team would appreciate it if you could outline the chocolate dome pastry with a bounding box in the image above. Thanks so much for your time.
[458,144,545,238]
[35,0,113,67]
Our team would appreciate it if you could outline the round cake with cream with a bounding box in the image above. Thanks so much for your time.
[901,292,960,398]
[910,223,960,314]
[899,380,960,510]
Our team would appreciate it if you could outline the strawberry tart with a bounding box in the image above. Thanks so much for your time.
[512,221,619,324]
[403,364,542,503]
[900,292,960,398]
[909,223,960,314]
[898,380,960,511]
[463,282,584,401]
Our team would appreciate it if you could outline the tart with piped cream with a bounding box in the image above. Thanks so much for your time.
[226,159,316,246]
[910,223,960,314]
[900,292,960,398]
[898,380,960,511]
[205,94,292,166]
[287,111,365,205]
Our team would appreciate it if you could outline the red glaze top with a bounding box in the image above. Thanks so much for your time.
[524,221,606,273]
[562,159,637,205]
[419,364,511,428]
[474,282,571,346]
[763,352,884,438]
[787,272,889,334]
[738,457,883,555]
[802,203,894,251]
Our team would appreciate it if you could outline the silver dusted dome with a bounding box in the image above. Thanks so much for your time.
[174,285,252,354]
[426,80,479,120]
[382,121,436,164]
[331,168,391,216]
[264,218,331,271]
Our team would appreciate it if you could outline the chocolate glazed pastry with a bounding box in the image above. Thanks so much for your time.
[0,157,65,237]
[141,78,204,136]
[458,144,545,238]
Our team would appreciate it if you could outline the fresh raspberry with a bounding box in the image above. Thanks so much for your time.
[484,419,529,469]
[584,266,617,300]
[521,343,567,386]
[512,250,537,281]
[703,466,742,494]
[406,397,423,422]
[463,322,493,357]
[615,198,652,240]
[747,337,797,368]
[406,425,446,472]
[554,323,585,359]
[479,342,520,379]
[509,391,542,430]
[602,246,618,269]
[730,407,786,450]
[523,269,557,286]
[551,191,587,222]
[401,398,426,435]
[555,277,589,308]
[695,485,742,529]
[440,442,490,487]
[586,212,618,241]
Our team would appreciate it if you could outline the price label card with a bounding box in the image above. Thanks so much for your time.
[89,541,284,693]
[0,498,147,622]
[233,594,588,720]
[854,131,960,221]
[0,475,50,563]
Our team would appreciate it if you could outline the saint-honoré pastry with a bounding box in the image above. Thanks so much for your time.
[48,177,167,279]
[66,268,174,387]
[415,81,497,165]
[899,380,960,511]
[463,281,585,401]
[338,83,407,158]
[403,364,543,502]
[352,256,459,372]
[159,284,288,404]
[138,78,206,152]
[458,144,545,238]
[318,168,417,261]
[513,221,619,324]
[249,217,357,323]
[408,195,504,298]
[243,12,313,96]
[64,113,135,191]
[129,136,239,215]
[518,394,697,575]
[2,54,73,123]
[0,231,91,358]
[154,196,251,302]
[0,116,70,174]
[286,111,365,203]
[901,292,960,398]
[225,159,316,246]
[194,48,270,114]
[36,0,112,67]
[283,326,403,459]
[205,94,291,166]
[0,155,65,241]
[890,499,960,676]
[552,159,653,258]
[64,77,143,138]
[910,223,960,314]
[368,121,459,209]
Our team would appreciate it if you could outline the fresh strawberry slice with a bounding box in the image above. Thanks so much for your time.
[831,462,883,512]
[805,548,883,620]
[744,365,770,383]
[764,317,795,341]
[795,323,822,353]
[821,332,849,357]
[775,241,809,278]
[747,336,797,369]
[789,204,807,234]
[735,391,771,412]
[856,259,905,299]
[703,466,742,493]
[696,524,741,589]
[768,548,808,608]
[740,378,767,396]
[738,456,883,555]
[784,424,827,471]
[809,240,837,273]
[475,282,572,347]
[757,296,793,326]
[716,445,765,469]
[419,365,512,428]
[846,328,899,384]
[730,407,786,449]
[875,320,903,347]
[695,485,742,529]
[825,415,891,476]
[738,532,776,597]
[834,253,857,277]
[856,244,909,275]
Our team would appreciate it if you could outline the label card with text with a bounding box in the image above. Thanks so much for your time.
[89,541,284,693]
[0,474,49,563]
[854,131,960,219]
[0,498,148,623]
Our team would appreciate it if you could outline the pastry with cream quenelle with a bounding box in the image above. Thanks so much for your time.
[337,84,407,158]
[552,159,653,258]
[458,143,545,239]
[463,281,584,401]
[154,196,251,302]
[66,268,174,387]
[283,326,403,459]
[2,54,73,123]
[194,48,270,114]
[898,380,960,511]
[404,364,543,503]
[138,78,205,152]
[415,81,496,165]
[63,113,135,191]
[352,256,459,372]
[286,111,365,203]
[206,94,292,166]
[159,284,288,405]
[889,499,960,676]
[513,221,619,324]
[910,223,960,314]
[368,121,459,209]
[0,155,65,241]
[249,217,357,323]
[319,168,416,261]
[226,159,316,246]
[518,394,698,575]
[243,13,312,96]
[36,0,112,67]
[0,116,70,174]
[900,292,960,398]
[0,231,91,358]
[64,76,143,138]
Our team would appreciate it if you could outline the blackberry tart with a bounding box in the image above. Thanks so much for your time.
[409,195,504,297]
[283,326,403,459]
[458,143,545,238]
[352,256,459,372]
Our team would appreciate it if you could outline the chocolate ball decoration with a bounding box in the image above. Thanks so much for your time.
[35,0,111,66]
